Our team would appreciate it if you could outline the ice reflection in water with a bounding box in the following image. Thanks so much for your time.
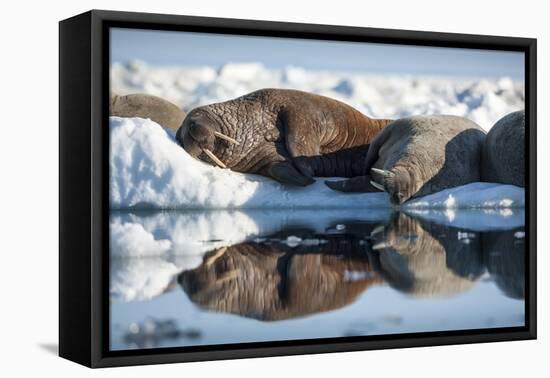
[109,209,525,351]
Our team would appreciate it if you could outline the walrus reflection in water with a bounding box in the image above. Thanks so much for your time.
[368,213,485,297]
[178,237,381,321]
[482,227,525,300]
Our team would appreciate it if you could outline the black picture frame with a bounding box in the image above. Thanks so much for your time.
[59,9,537,368]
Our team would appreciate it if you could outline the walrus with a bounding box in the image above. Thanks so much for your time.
[175,89,392,186]
[178,235,381,321]
[482,110,525,187]
[368,213,484,297]
[110,93,186,132]
[482,228,525,300]
[326,115,486,204]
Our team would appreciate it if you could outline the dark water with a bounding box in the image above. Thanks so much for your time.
[109,209,525,351]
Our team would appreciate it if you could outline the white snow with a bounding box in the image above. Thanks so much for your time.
[110,221,171,257]
[404,208,525,231]
[405,182,525,210]
[514,231,526,239]
[111,61,524,132]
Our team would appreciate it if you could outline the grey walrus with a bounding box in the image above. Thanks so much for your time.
[110,93,186,132]
[368,213,484,297]
[175,88,392,186]
[482,228,525,300]
[482,110,525,187]
[326,115,486,204]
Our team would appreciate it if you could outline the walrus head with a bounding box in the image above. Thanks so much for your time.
[176,109,220,158]
[175,92,283,175]
[370,166,418,205]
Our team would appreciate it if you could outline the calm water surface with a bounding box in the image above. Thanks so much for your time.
[109,209,525,351]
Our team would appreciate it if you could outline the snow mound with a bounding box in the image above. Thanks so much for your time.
[405,182,525,209]
[110,117,525,210]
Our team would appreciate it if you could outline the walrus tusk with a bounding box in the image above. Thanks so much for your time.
[370,180,386,191]
[371,167,394,178]
[205,246,228,267]
[203,149,227,168]
[372,241,391,250]
[213,131,240,145]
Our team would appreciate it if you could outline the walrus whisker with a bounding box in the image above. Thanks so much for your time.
[213,131,240,145]
[370,180,386,192]
[203,149,227,168]
[371,167,394,178]
[205,246,228,267]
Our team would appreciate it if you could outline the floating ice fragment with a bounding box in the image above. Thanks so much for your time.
[514,231,525,239]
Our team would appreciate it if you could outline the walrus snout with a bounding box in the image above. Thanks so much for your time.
[370,167,411,205]
[176,111,218,158]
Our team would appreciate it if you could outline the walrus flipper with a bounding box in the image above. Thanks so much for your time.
[325,124,393,193]
[324,175,380,193]
[263,161,315,187]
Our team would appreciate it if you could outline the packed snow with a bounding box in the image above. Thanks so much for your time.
[110,116,524,210]
[405,183,524,209]
[111,61,524,132]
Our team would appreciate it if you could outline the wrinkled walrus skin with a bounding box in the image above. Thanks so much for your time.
[482,110,525,187]
[326,115,486,204]
[175,88,392,186]
[110,93,186,132]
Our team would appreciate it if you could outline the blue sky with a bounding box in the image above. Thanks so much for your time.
[111,27,524,79]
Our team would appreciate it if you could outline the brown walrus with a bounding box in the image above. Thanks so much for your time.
[178,237,381,321]
[110,93,186,132]
[482,110,525,187]
[175,89,392,186]
[326,115,486,204]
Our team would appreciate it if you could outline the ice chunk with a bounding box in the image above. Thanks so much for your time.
[405,182,524,210]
